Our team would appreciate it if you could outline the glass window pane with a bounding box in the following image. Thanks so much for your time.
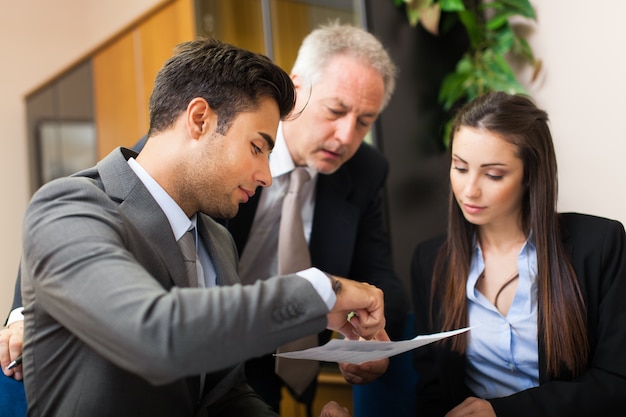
[195,0,363,72]
[38,120,97,184]
[195,0,266,54]
[270,0,362,71]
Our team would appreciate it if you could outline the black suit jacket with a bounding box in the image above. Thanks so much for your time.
[226,142,408,339]
[411,212,626,416]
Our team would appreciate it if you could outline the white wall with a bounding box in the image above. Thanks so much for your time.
[524,1,626,223]
[1,0,625,316]
[0,0,164,318]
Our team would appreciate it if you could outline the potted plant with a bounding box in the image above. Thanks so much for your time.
[392,0,541,145]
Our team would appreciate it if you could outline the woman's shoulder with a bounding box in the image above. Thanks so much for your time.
[558,212,625,245]
[411,233,447,268]
[414,233,446,252]
[559,212,625,233]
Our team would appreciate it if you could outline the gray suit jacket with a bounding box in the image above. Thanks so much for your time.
[20,147,329,417]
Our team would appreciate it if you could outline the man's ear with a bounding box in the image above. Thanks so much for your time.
[291,73,302,90]
[290,73,310,116]
[186,97,217,139]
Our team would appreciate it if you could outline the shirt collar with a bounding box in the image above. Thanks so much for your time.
[270,122,317,180]
[467,232,537,300]
[127,157,193,241]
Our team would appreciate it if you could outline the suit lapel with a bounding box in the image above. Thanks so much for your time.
[97,147,190,289]
[197,215,239,286]
[310,167,359,276]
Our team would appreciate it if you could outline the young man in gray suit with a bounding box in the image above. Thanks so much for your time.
[9,38,385,417]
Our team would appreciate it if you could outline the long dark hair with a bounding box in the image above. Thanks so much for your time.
[432,91,588,377]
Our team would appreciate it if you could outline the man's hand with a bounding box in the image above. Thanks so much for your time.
[338,328,390,384]
[319,400,351,417]
[445,397,496,417]
[0,320,24,380]
[326,276,385,340]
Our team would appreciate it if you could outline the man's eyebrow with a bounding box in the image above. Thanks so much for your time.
[259,132,275,151]
[359,111,378,119]
[332,99,378,119]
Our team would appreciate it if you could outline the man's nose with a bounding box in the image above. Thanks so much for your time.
[334,116,358,145]
[256,159,272,188]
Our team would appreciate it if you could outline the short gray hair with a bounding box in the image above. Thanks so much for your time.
[291,21,397,110]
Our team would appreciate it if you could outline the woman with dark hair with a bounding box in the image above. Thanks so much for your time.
[411,91,626,416]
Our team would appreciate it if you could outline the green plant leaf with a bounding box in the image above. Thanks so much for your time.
[491,25,515,55]
[455,54,474,74]
[405,0,434,27]
[442,119,453,149]
[464,69,483,101]
[392,0,538,147]
[486,76,527,95]
[439,72,471,110]
[486,11,517,31]
[512,37,535,63]
[483,51,516,77]
[480,53,528,94]
[438,9,461,34]
[498,0,536,19]
[457,9,481,49]
[438,0,465,12]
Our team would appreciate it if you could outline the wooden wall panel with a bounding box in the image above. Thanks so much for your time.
[139,0,196,123]
[92,32,142,157]
[270,0,310,72]
[197,0,265,54]
[92,0,195,158]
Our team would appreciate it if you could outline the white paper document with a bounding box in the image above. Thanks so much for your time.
[275,327,471,364]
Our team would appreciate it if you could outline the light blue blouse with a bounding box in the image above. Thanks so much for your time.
[465,238,540,398]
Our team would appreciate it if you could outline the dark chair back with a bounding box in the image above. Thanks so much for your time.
[0,376,27,417]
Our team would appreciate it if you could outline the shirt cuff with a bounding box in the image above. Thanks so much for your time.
[297,267,336,310]
[6,307,24,326]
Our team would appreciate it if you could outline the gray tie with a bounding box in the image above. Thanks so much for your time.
[275,167,320,396]
[178,229,205,398]
[178,229,198,288]
[278,167,311,274]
